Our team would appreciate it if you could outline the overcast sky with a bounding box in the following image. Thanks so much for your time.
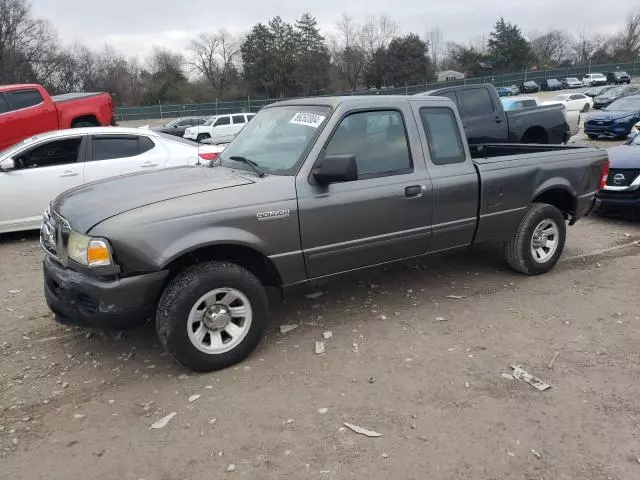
[31,0,638,58]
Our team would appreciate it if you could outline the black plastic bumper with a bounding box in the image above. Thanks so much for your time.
[43,255,168,329]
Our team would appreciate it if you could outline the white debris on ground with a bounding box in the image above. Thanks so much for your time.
[315,341,326,354]
[318,407,328,414]
[305,291,324,300]
[343,422,382,437]
[279,324,299,334]
[188,394,201,403]
[150,412,177,429]
[323,331,332,340]
[511,365,551,391]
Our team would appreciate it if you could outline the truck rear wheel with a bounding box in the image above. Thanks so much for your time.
[156,261,268,372]
[504,203,566,275]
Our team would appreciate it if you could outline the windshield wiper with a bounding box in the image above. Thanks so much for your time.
[228,156,265,177]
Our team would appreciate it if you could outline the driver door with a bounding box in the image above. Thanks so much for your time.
[0,136,86,232]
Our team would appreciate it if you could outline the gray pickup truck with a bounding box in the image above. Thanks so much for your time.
[41,95,609,371]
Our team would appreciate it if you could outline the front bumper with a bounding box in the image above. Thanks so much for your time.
[43,255,168,329]
[597,190,640,211]
[584,124,630,138]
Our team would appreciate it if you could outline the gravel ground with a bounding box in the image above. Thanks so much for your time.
[1,215,640,479]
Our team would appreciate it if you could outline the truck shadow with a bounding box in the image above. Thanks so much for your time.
[63,244,513,373]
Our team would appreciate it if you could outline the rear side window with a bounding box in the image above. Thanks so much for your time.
[0,94,9,114]
[214,116,231,126]
[521,100,537,108]
[8,89,43,110]
[91,136,141,161]
[419,107,466,165]
[459,88,493,116]
[232,115,246,124]
[139,136,155,154]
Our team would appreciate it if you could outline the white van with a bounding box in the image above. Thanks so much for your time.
[183,113,255,144]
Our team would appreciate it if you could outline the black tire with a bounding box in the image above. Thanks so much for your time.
[587,134,598,140]
[581,104,590,112]
[156,261,268,372]
[72,121,98,128]
[196,133,210,143]
[504,203,566,275]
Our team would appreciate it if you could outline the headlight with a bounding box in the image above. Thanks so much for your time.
[614,115,634,124]
[67,231,113,267]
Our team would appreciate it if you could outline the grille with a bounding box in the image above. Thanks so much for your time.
[606,169,640,187]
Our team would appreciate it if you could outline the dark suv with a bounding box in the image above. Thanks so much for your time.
[607,71,631,85]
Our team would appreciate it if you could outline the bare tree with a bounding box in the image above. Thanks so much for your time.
[572,27,601,64]
[530,30,572,66]
[188,30,241,98]
[426,28,444,71]
[360,14,397,54]
[331,14,367,90]
[612,8,640,61]
[0,0,60,84]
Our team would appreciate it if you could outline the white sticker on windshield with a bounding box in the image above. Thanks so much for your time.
[290,112,325,128]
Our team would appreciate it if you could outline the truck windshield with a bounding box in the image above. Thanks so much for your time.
[218,105,331,175]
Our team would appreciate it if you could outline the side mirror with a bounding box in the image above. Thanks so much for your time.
[0,158,15,172]
[312,154,358,184]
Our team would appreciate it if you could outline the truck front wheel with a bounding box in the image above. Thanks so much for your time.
[156,261,268,372]
[504,203,566,275]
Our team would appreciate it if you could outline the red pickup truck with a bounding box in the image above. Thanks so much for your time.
[0,84,116,151]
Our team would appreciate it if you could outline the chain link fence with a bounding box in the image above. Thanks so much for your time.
[116,61,640,122]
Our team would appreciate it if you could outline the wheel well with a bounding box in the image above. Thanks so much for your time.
[521,127,549,144]
[72,115,99,127]
[165,244,282,288]
[533,189,575,219]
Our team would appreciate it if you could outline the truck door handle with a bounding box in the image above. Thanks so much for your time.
[494,116,503,123]
[140,162,159,168]
[60,171,79,177]
[405,185,423,198]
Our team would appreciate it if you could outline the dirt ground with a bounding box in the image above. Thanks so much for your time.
[1,214,640,480]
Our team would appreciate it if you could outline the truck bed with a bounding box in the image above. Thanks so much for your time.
[51,92,106,103]
[469,143,589,161]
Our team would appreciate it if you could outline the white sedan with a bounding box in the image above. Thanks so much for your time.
[542,93,594,113]
[0,127,225,233]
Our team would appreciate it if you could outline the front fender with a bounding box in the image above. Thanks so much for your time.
[157,226,272,269]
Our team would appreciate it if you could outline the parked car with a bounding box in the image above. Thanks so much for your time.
[542,93,593,112]
[582,73,607,87]
[584,85,615,98]
[502,97,581,136]
[0,84,115,151]
[496,86,512,97]
[508,85,520,95]
[593,85,640,109]
[540,79,563,91]
[520,81,540,93]
[585,95,640,139]
[184,113,256,143]
[0,128,225,233]
[562,77,583,89]
[422,84,571,144]
[606,71,631,85]
[152,117,209,137]
[596,132,640,213]
[40,95,608,371]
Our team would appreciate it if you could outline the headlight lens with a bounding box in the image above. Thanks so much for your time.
[67,231,113,267]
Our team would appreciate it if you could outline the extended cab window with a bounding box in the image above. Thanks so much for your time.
[8,89,44,110]
[325,110,412,178]
[91,136,143,161]
[0,94,9,114]
[459,88,493,115]
[419,107,466,165]
[13,138,82,170]
[214,116,231,126]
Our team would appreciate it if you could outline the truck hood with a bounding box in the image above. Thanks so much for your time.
[52,166,254,233]
[588,110,637,121]
[606,145,640,169]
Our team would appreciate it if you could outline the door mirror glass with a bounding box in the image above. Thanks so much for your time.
[0,158,15,172]
[313,154,358,184]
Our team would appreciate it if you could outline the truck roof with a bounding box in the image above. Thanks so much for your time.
[269,95,454,109]
[0,83,43,92]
